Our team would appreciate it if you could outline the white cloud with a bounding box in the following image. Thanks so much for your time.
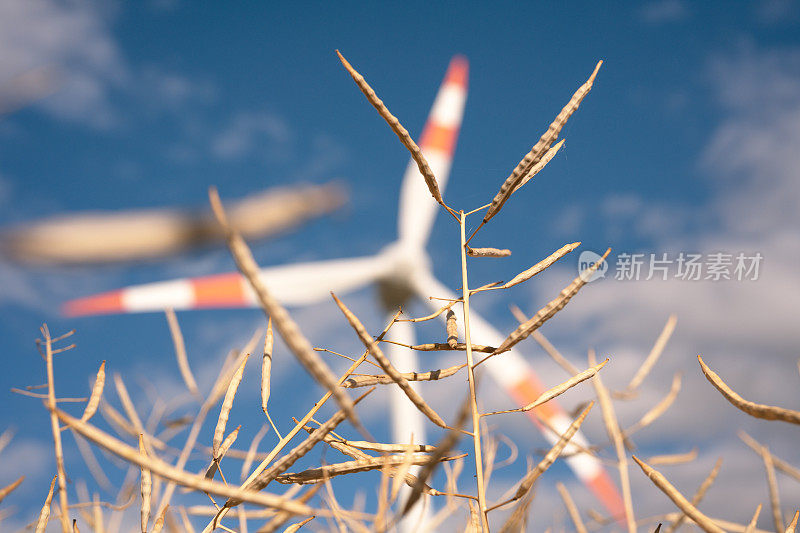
[211,111,292,160]
[638,0,689,24]
[519,43,800,523]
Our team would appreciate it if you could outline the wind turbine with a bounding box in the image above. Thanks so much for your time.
[63,56,625,519]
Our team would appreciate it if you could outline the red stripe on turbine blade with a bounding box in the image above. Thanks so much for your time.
[586,470,626,523]
[444,55,469,89]
[419,123,459,156]
[62,290,124,317]
[190,272,249,308]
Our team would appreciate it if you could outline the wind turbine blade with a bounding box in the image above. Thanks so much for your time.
[383,318,431,532]
[63,255,392,317]
[397,56,468,249]
[412,271,626,519]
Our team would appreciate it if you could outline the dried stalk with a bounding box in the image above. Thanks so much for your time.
[761,445,783,533]
[664,457,722,533]
[739,431,800,483]
[632,456,724,533]
[480,60,602,225]
[209,187,361,431]
[81,361,106,422]
[42,325,71,533]
[213,352,249,458]
[698,355,800,424]
[459,210,489,532]
[336,50,445,208]
[589,349,635,533]
[380,340,496,353]
[487,248,610,359]
[483,359,607,417]
[556,482,587,533]
[624,372,682,438]
[35,475,58,533]
[786,512,799,533]
[332,293,446,428]
[165,309,200,399]
[503,242,581,289]
[0,476,24,504]
[647,448,698,466]
[139,435,151,533]
[54,408,320,516]
[624,314,677,394]
[342,363,465,388]
[466,246,511,258]
[488,402,594,511]
[745,504,763,533]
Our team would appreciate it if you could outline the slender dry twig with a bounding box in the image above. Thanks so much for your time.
[380,340,496,353]
[342,363,465,388]
[0,476,24,504]
[80,361,106,423]
[477,60,602,228]
[42,325,71,533]
[647,449,698,466]
[624,372,682,439]
[760,445,784,533]
[557,482,587,533]
[446,309,458,348]
[209,187,361,431]
[458,210,489,532]
[623,314,677,395]
[664,457,722,533]
[35,475,58,533]
[241,425,269,483]
[739,431,800,483]
[283,516,315,533]
[54,408,321,516]
[698,355,800,424]
[484,249,610,361]
[261,319,281,439]
[466,247,511,258]
[335,50,446,209]
[786,511,799,533]
[745,504,763,533]
[332,293,446,428]
[589,349,635,533]
[502,242,581,290]
[483,359,607,417]
[139,435,151,533]
[213,352,249,458]
[632,456,725,533]
[488,402,594,512]
[165,309,200,400]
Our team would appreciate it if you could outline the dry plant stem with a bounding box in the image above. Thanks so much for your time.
[482,358,607,417]
[235,313,398,512]
[275,453,464,485]
[625,314,677,394]
[165,309,200,400]
[209,187,361,431]
[556,482,587,533]
[503,242,580,290]
[458,210,489,532]
[261,319,280,439]
[786,512,799,533]
[761,446,783,533]
[283,516,314,532]
[55,408,322,516]
[380,339,496,353]
[647,448,698,466]
[478,60,601,227]
[745,504,763,533]
[698,355,800,424]
[81,360,106,422]
[624,372,682,438]
[332,293,447,428]
[446,309,458,348]
[0,475,24,504]
[213,352,249,457]
[342,363,465,388]
[487,402,593,512]
[42,325,71,533]
[739,431,800,483]
[256,485,320,533]
[664,457,722,533]
[139,435,151,533]
[483,248,610,362]
[632,456,725,533]
[335,50,445,209]
[35,475,58,533]
[589,349,635,533]
[466,247,511,258]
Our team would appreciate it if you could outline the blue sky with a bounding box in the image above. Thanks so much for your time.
[2,0,800,530]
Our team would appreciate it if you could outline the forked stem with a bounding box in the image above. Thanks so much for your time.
[459,211,490,531]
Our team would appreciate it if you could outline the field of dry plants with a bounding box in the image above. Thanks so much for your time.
[2,51,800,533]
